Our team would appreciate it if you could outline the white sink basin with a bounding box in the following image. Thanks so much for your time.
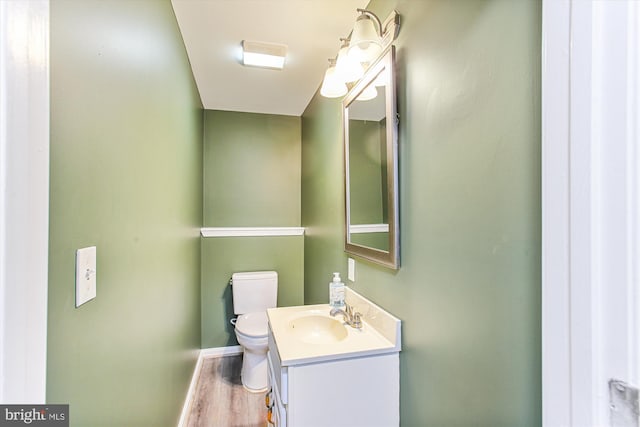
[289,315,348,344]
[267,290,401,366]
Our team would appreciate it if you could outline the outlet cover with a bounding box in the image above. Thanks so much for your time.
[348,258,356,282]
[76,246,96,307]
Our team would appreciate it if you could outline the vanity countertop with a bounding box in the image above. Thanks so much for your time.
[267,288,401,366]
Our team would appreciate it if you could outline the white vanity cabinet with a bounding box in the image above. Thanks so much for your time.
[265,288,402,427]
[266,327,400,427]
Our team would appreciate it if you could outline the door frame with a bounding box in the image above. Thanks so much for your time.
[542,0,640,425]
[0,0,50,403]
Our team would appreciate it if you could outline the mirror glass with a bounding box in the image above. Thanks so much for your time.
[343,47,399,269]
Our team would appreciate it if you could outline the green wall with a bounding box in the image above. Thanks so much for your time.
[48,1,203,426]
[201,111,304,348]
[302,0,541,425]
[203,111,301,228]
[301,94,346,295]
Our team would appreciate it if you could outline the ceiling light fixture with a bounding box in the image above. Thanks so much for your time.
[320,9,399,99]
[242,40,287,70]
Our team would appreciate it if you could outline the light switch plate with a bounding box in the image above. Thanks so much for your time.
[76,246,96,307]
[348,258,356,282]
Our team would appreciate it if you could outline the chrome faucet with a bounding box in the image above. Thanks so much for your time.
[330,303,363,329]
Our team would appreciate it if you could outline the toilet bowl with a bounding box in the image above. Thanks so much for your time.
[234,312,269,392]
[230,271,277,393]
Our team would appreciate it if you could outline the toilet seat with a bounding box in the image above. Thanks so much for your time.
[235,311,268,338]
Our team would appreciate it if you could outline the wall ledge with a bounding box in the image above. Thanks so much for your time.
[200,227,305,237]
[349,223,389,234]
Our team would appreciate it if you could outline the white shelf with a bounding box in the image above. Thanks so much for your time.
[200,227,305,238]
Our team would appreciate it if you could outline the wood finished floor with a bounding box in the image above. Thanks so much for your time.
[185,355,268,427]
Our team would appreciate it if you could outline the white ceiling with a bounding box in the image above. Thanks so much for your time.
[171,0,369,117]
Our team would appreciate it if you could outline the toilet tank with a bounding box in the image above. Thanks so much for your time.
[231,271,278,314]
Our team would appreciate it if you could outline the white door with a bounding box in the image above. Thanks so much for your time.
[542,1,640,426]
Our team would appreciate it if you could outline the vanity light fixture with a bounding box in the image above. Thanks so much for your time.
[320,59,348,98]
[348,10,383,62]
[335,38,364,83]
[242,40,287,70]
[320,9,399,99]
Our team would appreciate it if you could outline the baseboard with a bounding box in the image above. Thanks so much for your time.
[177,346,243,427]
[200,345,243,358]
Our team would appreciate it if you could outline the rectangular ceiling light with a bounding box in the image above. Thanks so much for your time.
[242,40,287,70]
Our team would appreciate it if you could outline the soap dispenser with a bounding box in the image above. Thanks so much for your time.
[329,272,345,309]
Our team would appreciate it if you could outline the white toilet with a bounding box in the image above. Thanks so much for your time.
[231,270,277,392]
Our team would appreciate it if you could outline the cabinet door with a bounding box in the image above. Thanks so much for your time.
[267,351,287,427]
[268,330,288,404]
[287,353,399,427]
[272,384,286,427]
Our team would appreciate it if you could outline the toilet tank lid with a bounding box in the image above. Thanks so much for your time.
[232,271,277,281]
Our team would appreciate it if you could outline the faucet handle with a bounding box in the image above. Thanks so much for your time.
[345,303,353,316]
[352,311,363,329]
